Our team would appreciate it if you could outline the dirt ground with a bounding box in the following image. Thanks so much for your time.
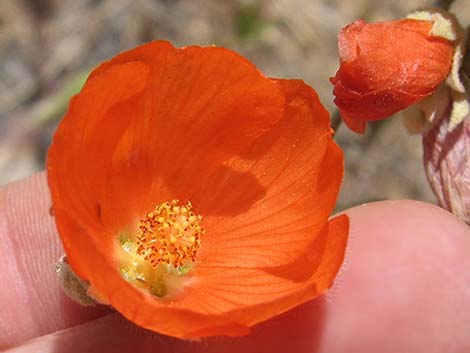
[1,0,469,210]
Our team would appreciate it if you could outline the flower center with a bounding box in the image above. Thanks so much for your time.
[118,200,204,297]
[136,200,204,268]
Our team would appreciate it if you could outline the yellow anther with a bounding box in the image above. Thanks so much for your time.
[135,200,205,269]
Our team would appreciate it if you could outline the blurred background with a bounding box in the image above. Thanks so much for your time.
[1,0,469,210]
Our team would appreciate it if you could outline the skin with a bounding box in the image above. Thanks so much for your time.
[1,173,469,353]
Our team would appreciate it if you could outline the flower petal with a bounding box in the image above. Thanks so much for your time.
[48,41,285,234]
[172,214,349,337]
[194,80,344,269]
[58,214,347,339]
[98,42,286,231]
[48,60,150,231]
[332,76,423,123]
[340,109,367,134]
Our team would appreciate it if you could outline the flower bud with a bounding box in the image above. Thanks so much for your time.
[423,88,470,224]
[331,10,460,133]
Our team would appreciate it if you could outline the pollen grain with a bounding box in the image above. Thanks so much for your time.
[136,200,204,268]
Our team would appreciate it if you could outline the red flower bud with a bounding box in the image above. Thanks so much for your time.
[331,18,455,133]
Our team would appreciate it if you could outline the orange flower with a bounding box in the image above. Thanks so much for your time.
[47,41,348,338]
[330,18,455,133]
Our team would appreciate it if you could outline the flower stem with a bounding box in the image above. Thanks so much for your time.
[331,109,343,135]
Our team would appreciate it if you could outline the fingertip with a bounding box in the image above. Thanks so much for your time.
[3,180,469,353]
[0,173,110,349]
[322,200,470,353]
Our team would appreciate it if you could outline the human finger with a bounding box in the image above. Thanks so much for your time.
[5,199,470,353]
[0,174,110,350]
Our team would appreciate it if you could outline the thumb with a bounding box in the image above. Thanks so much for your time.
[5,199,470,353]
